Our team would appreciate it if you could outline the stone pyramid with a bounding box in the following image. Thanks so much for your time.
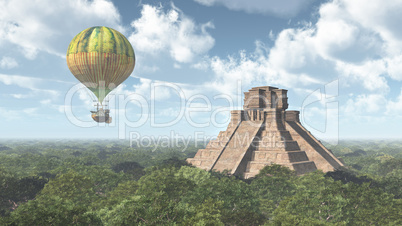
[187,86,344,178]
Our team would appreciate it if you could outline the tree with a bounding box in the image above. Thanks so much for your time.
[111,161,145,180]
[99,167,196,225]
[0,169,18,216]
[40,170,98,207]
[10,196,101,225]
[177,166,265,225]
[250,165,298,218]
[325,169,373,185]
[0,168,47,217]
[271,179,401,225]
[97,180,138,209]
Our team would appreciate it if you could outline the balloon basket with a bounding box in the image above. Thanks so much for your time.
[90,101,112,124]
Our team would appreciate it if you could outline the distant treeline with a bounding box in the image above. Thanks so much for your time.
[0,139,400,225]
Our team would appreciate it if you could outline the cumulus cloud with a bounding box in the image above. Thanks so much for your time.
[40,99,52,105]
[201,0,402,96]
[335,60,388,92]
[10,94,30,99]
[0,107,39,121]
[343,89,402,120]
[385,55,402,81]
[386,89,402,116]
[268,28,316,70]
[129,4,215,63]
[0,0,122,59]
[0,74,41,89]
[344,94,387,114]
[195,39,324,97]
[131,77,182,101]
[0,57,18,69]
[342,0,402,56]
[0,74,60,99]
[193,0,316,17]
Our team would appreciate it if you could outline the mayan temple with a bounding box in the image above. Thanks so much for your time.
[187,86,344,178]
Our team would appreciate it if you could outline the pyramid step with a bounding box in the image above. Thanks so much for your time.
[243,160,317,178]
[217,130,232,139]
[250,150,309,162]
[254,140,300,151]
[245,160,308,173]
[245,161,272,173]
[263,121,286,131]
[194,148,221,159]
[260,130,293,141]
[287,161,317,175]
[286,121,344,170]
[206,140,227,149]
[212,120,263,173]
[186,158,214,170]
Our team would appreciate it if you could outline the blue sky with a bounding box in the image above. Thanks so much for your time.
[1,0,402,140]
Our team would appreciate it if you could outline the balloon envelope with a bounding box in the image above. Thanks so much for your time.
[66,26,135,103]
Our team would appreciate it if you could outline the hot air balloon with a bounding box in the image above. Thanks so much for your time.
[66,26,135,123]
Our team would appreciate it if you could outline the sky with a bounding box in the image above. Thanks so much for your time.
[1,0,402,141]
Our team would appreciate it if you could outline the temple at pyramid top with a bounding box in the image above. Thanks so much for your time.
[187,86,344,178]
[243,86,288,110]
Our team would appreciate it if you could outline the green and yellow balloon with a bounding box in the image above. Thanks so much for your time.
[67,26,135,104]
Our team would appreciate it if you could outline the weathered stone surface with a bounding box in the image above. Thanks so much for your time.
[187,86,344,178]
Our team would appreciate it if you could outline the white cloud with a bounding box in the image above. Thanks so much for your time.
[385,55,402,81]
[23,108,38,115]
[386,89,402,116]
[193,0,316,17]
[0,74,60,99]
[0,0,122,59]
[342,0,402,56]
[0,108,22,120]
[313,1,383,62]
[0,56,18,69]
[191,59,210,70]
[204,0,402,96]
[159,107,181,117]
[336,60,388,92]
[197,40,323,97]
[10,94,29,99]
[70,83,98,110]
[120,76,214,107]
[131,78,173,101]
[0,74,41,89]
[268,28,316,70]
[129,4,215,63]
[132,78,152,98]
[40,99,52,105]
[253,0,402,96]
[344,94,386,114]
[0,107,39,121]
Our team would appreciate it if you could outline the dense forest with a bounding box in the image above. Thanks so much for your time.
[0,139,400,225]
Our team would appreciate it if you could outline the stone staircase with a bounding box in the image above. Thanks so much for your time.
[212,120,263,174]
[243,126,317,179]
[186,120,240,171]
[286,121,344,172]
